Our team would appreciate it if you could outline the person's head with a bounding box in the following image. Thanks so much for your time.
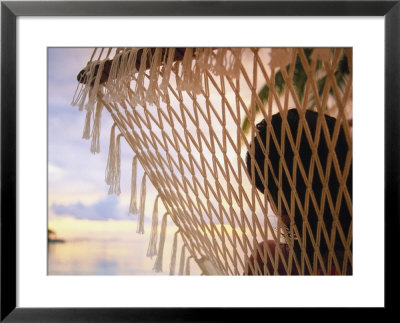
[246,108,352,263]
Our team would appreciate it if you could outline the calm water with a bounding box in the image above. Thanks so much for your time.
[47,238,181,275]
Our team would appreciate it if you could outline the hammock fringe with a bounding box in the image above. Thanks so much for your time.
[105,124,117,185]
[146,195,159,257]
[146,48,162,106]
[109,134,122,195]
[73,48,244,112]
[82,109,92,140]
[90,98,103,154]
[129,155,139,215]
[153,213,168,272]
[105,126,121,196]
[185,256,191,276]
[178,245,186,276]
[169,230,180,276]
[87,60,106,111]
[136,173,147,234]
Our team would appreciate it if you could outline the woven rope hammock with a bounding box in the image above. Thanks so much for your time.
[72,47,352,275]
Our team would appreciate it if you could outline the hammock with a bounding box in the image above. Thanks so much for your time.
[72,47,353,275]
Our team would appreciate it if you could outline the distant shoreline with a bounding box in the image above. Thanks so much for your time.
[48,238,65,243]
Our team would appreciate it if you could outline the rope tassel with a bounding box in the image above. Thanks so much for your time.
[160,48,175,95]
[135,48,149,107]
[77,87,89,111]
[146,195,160,258]
[129,156,139,215]
[90,99,103,154]
[76,61,96,111]
[169,230,180,275]
[136,173,147,234]
[153,213,168,272]
[178,48,194,92]
[105,124,117,185]
[185,256,191,276]
[105,126,121,196]
[86,60,106,111]
[82,109,92,140]
[146,48,162,106]
[109,134,122,195]
[225,48,242,79]
[212,48,227,76]
[178,245,186,275]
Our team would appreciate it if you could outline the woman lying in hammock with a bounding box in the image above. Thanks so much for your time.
[245,108,352,275]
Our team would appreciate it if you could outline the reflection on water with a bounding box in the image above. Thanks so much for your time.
[47,218,202,276]
[48,238,172,275]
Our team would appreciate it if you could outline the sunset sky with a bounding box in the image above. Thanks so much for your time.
[48,48,180,275]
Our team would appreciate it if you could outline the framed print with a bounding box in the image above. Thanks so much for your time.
[1,0,399,321]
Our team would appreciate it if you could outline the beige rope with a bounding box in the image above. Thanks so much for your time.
[74,47,352,275]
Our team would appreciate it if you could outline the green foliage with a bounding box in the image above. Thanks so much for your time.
[241,49,350,135]
[241,73,283,134]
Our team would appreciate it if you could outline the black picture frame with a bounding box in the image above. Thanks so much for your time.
[1,1,398,321]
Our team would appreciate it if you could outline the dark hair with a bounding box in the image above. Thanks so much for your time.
[246,108,352,263]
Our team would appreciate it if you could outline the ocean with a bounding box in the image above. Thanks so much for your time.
[48,238,201,275]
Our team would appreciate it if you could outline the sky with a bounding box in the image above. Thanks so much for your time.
[47,48,182,275]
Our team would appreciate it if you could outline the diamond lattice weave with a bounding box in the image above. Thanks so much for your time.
[73,48,352,275]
